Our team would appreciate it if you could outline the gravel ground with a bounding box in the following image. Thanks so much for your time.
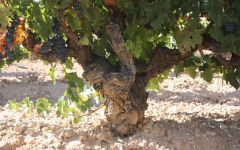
[0,59,240,150]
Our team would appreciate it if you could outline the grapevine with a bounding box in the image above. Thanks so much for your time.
[1,0,240,137]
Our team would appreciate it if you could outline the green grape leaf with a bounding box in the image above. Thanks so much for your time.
[174,63,184,76]
[184,67,197,78]
[65,58,74,69]
[73,117,81,124]
[56,99,69,118]
[146,77,161,90]
[7,100,20,111]
[36,98,52,117]
[22,97,33,108]
[22,97,34,113]
[65,73,84,91]
[64,73,85,101]
[65,8,82,31]
[144,0,170,30]
[0,4,12,32]
[146,70,170,90]
[175,29,203,52]
[200,68,213,82]
[224,70,240,89]
[124,25,154,59]
[48,64,56,85]
[78,36,90,46]
[125,38,142,58]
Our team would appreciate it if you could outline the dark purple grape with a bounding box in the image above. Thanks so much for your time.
[5,14,19,46]
[0,53,3,60]
[41,18,68,62]
[5,30,15,45]
[51,35,68,63]
[40,40,54,54]
[3,45,14,59]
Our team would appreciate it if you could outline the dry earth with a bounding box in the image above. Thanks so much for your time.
[0,59,240,150]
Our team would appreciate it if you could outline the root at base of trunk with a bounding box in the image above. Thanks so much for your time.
[105,95,148,137]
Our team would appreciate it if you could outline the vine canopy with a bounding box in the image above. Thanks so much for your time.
[0,0,240,90]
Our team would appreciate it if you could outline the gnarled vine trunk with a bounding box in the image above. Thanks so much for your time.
[78,23,150,136]
[81,57,148,136]
[105,78,148,136]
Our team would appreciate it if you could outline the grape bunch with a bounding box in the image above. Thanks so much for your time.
[3,44,14,59]
[0,52,3,61]
[4,14,19,59]
[39,18,68,63]
[51,35,68,63]
[6,15,19,45]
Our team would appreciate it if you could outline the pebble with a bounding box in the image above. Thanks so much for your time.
[97,130,112,143]
[65,141,82,150]
[14,123,24,134]
[60,128,76,139]
[111,143,124,150]
[0,141,11,150]
[24,137,36,145]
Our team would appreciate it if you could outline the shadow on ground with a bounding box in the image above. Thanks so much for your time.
[81,114,240,150]
[149,88,240,106]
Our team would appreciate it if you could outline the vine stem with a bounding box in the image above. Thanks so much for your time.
[76,100,107,118]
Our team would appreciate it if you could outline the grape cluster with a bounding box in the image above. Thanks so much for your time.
[0,52,3,61]
[6,15,18,45]
[51,35,68,63]
[40,18,68,63]
[4,14,19,59]
[3,45,14,59]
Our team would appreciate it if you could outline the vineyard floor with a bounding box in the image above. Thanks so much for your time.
[0,59,240,150]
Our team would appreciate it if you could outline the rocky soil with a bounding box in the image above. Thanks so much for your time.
[0,59,240,150]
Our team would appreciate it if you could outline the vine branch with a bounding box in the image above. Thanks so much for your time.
[144,35,240,81]
[106,23,136,74]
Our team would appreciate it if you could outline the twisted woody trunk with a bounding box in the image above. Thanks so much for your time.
[71,23,188,136]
